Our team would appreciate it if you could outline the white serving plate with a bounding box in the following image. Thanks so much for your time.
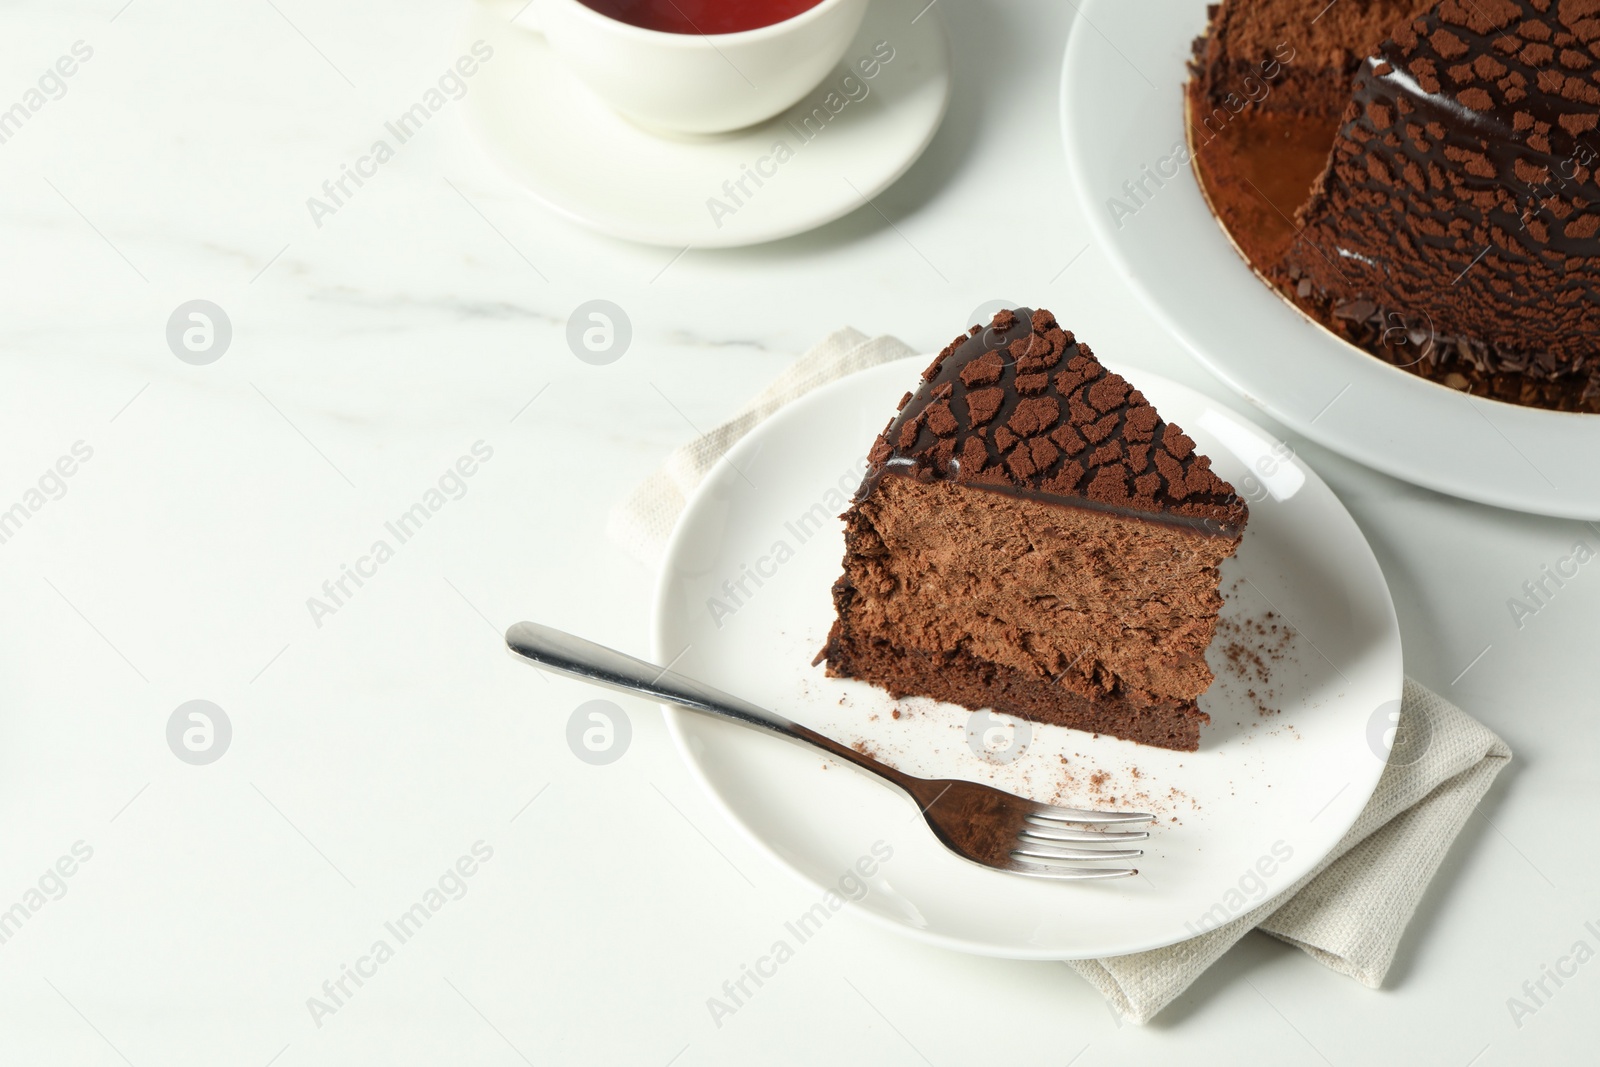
[653,355,1402,959]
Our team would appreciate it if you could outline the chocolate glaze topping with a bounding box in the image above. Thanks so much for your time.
[857,308,1249,536]
[1289,0,1600,386]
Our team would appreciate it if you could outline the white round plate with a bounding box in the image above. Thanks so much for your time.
[652,355,1402,959]
[1059,0,1600,520]
[461,0,950,248]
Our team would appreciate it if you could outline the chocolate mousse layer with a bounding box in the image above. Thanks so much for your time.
[1191,0,1422,118]
[821,309,1248,752]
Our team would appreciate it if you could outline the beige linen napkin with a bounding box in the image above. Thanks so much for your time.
[609,329,1514,1025]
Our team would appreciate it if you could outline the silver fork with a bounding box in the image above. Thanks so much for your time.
[506,621,1153,879]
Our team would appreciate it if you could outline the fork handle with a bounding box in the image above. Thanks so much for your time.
[505,621,920,793]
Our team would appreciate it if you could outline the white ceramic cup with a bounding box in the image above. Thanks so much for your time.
[517,0,872,135]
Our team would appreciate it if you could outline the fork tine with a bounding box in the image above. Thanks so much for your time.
[1019,825,1149,844]
[1011,844,1144,863]
[1006,860,1138,880]
[1027,804,1155,825]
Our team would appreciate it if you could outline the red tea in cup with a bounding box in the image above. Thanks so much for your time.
[578,0,824,35]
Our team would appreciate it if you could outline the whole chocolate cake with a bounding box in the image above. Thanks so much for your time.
[1189,0,1600,412]
[820,309,1248,752]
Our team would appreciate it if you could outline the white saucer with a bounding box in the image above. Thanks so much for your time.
[1060,0,1600,519]
[461,0,950,248]
[653,355,1402,960]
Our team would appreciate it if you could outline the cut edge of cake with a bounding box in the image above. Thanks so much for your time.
[1186,0,1600,410]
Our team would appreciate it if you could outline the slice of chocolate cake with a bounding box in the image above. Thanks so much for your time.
[821,309,1248,752]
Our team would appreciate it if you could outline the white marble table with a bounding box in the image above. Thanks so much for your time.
[0,1,1593,1063]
